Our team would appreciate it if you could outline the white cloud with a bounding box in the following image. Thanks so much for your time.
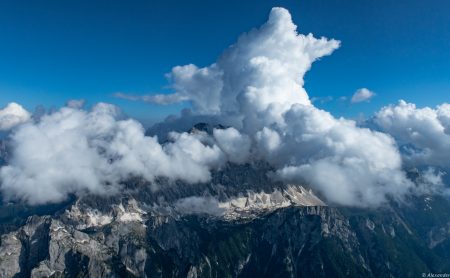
[165,7,340,133]
[351,88,375,103]
[268,104,412,207]
[374,100,450,168]
[0,103,31,130]
[0,104,227,204]
[160,7,413,206]
[213,127,251,164]
[255,127,281,160]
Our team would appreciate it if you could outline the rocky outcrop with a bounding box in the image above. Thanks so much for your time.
[0,162,449,277]
[0,195,449,277]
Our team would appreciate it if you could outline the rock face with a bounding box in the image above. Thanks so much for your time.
[0,191,450,277]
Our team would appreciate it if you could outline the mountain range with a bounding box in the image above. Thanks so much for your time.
[0,126,449,278]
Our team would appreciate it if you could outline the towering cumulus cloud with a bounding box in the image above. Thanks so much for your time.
[167,8,339,134]
[0,7,422,206]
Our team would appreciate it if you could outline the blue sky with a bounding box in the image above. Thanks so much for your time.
[0,0,449,125]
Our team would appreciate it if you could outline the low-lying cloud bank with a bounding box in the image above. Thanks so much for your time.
[0,103,234,204]
[0,8,448,206]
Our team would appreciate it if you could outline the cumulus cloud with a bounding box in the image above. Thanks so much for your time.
[374,100,450,168]
[351,88,375,103]
[255,127,281,160]
[213,127,251,164]
[195,9,336,133]
[125,7,340,134]
[263,104,412,206]
[0,104,228,204]
[0,103,31,130]
[114,92,189,105]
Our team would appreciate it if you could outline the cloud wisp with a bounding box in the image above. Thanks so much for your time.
[114,92,189,105]
[351,88,376,103]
